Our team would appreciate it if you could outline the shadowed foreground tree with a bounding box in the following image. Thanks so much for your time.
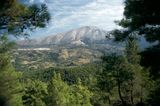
[0,0,50,36]
[99,54,133,105]
[111,0,160,78]
[110,1,160,105]
[125,38,153,105]
[98,38,153,105]
[0,0,50,105]
[148,79,160,106]
[0,35,23,106]
[112,0,160,42]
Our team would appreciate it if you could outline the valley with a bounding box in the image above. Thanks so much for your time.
[12,46,103,70]
[14,26,124,70]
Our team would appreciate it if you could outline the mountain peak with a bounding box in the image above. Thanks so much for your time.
[18,26,113,46]
[39,26,110,45]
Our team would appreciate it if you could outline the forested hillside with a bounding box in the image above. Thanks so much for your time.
[0,0,160,106]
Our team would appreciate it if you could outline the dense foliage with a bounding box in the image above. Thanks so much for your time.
[110,0,160,105]
[0,35,23,106]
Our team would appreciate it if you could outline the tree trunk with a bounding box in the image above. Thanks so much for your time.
[130,89,134,105]
[140,87,143,103]
[108,96,111,106]
[117,80,126,106]
[130,80,134,105]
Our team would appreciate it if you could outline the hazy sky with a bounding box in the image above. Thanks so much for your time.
[23,0,124,38]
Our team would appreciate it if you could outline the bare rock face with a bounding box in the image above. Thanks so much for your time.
[17,26,113,47]
[39,26,112,46]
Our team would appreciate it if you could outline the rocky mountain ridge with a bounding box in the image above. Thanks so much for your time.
[18,26,115,47]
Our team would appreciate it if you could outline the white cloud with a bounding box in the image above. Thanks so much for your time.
[27,0,124,38]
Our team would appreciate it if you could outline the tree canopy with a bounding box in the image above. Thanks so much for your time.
[113,0,160,42]
[0,0,50,36]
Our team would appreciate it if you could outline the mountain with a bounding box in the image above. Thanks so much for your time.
[40,26,112,45]
[18,26,115,47]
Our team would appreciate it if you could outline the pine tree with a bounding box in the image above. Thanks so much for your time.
[100,54,134,105]
[112,0,160,42]
[125,38,153,105]
[0,0,50,105]
[0,35,23,106]
[22,80,47,106]
[47,73,93,106]
[70,78,93,106]
[47,72,71,106]
[0,0,50,35]
[125,37,140,65]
